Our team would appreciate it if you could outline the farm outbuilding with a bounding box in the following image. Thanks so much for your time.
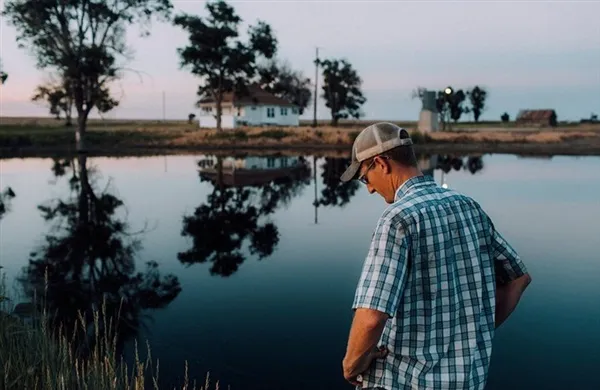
[515,109,557,127]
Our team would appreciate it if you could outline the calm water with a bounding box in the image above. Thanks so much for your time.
[1,153,599,390]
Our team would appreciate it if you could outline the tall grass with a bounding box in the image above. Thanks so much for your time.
[0,271,218,390]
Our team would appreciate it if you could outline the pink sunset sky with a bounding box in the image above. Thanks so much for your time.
[1,0,599,122]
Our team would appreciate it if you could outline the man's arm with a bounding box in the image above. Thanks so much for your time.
[495,273,531,328]
[343,212,410,384]
[490,221,532,328]
[342,308,389,384]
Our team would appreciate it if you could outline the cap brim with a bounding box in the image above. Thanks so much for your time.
[340,161,361,182]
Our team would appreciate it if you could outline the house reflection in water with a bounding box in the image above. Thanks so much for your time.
[181,155,312,276]
[198,156,304,187]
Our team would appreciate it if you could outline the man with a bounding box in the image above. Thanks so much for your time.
[340,122,531,389]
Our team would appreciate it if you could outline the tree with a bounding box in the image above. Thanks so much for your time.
[501,112,510,123]
[467,86,487,122]
[174,0,277,131]
[0,58,7,84]
[448,89,467,123]
[256,59,312,114]
[320,59,366,126]
[435,87,468,129]
[32,78,119,126]
[32,79,74,125]
[94,86,120,114]
[3,0,173,152]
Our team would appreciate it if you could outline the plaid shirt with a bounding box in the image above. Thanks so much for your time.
[352,175,527,390]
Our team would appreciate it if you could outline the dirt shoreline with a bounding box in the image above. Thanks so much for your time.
[2,140,600,160]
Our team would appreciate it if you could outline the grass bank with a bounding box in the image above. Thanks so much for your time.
[1,116,600,158]
[0,271,216,390]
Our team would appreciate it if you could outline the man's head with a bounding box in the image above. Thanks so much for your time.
[340,122,421,203]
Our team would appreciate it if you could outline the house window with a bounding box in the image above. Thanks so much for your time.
[202,107,211,114]
[292,107,298,114]
[281,158,288,167]
[267,107,275,118]
[267,158,275,168]
[280,107,288,116]
[251,106,256,110]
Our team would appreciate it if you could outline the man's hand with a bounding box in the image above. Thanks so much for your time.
[496,272,531,328]
[343,345,388,386]
[342,308,390,386]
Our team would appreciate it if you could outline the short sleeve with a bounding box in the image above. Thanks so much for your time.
[490,223,528,284]
[352,214,410,318]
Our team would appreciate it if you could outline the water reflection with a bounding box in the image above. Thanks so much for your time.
[317,157,360,208]
[18,155,182,356]
[435,154,484,175]
[1,152,598,390]
[178,156,312,277]
[0,186,15,221]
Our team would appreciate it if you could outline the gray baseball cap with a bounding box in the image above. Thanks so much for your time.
[340,122,413,182]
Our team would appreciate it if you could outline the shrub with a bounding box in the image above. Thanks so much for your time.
[254,129,289,140]
[210,130,248,140]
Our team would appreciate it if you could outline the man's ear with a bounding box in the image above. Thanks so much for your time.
[375,156,392,174]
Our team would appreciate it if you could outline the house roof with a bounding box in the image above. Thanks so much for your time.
[516,109,556,121]
[198,84,296,107]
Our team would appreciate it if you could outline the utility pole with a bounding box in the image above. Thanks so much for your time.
[162,91,166,121]
[312,47,320,128]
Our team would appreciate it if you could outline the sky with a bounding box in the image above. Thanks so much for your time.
[1,0,599,122]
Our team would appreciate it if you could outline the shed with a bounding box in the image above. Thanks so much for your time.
[515,109,557,127]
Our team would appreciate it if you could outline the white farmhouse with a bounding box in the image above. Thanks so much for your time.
[197,84,300,129]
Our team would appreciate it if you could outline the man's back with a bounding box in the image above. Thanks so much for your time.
[352,175,528,389]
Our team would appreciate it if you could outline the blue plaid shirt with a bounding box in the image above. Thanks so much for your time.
[352,175,527,390]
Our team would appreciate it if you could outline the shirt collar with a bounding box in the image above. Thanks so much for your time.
[394,175,435,202]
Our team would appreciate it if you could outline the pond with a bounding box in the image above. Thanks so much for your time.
[1,153,599,390]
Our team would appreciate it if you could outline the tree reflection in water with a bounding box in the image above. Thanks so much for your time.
[179,156,311,277]
[18,155,181,357]
[436,154,485,174]
[315,154,484,209]
[317,157,360,207]
[0,186,16,221]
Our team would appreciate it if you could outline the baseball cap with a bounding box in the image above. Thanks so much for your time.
[340,122,413,182]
